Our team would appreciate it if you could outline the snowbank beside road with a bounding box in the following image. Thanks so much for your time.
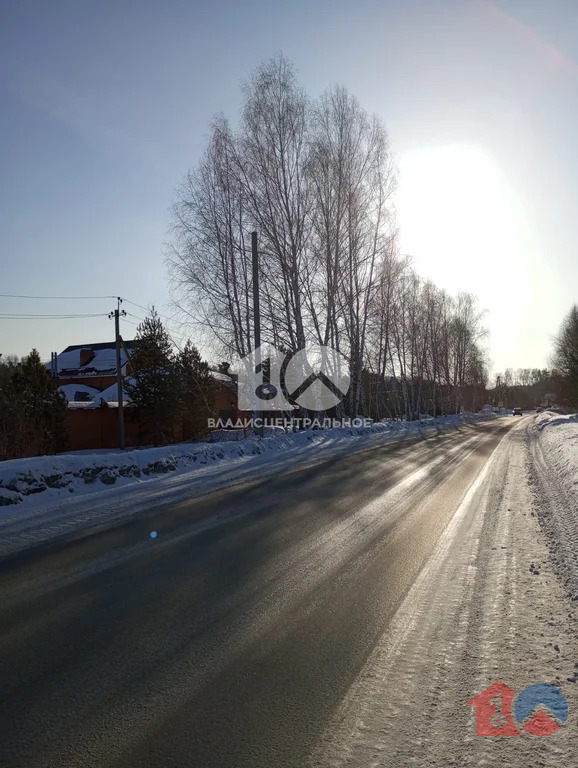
[0,412,497,557]
[530,410,578,596]
[535,411,578,502]
[0,413,495,511]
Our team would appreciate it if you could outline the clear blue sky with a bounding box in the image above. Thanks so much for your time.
[1,0,577,373]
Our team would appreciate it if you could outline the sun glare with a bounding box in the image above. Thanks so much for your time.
[396,143,528,296]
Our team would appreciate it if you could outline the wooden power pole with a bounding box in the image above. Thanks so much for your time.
[109,298,126,449]
[252,231,263,437]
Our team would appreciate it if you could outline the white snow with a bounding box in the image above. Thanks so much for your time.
[312,416,578,768]
[96,377,135,404]
[62,371,229,407]
[535,411,578,502]
[529,409,578,596]
[48,346,131,374]
[0,412,497,556]
[58,383,102,402]
[209,370,234,382]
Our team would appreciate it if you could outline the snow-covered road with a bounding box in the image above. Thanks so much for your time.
[0,413,496,557]
[1,414,577,767]
[312,414,578,767]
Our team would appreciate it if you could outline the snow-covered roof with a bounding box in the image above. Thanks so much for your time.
[210,370,236,392]
[47,341,134,378]
[210,370,233,382]
[58,383,102,403]
[96,378,135,405]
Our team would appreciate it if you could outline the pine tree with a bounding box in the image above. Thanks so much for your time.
[1,350,67,459]
[125,308,180,444]
[217,361,231,375]
[21,349,68,455]
[176,341,215,440]
[0,356,19,460]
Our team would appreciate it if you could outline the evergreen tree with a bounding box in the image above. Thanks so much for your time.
[125,308,180,444]
[217,361,231,375]
[0,350,67,459]
[0,356,19,460]
[176,341,215,439]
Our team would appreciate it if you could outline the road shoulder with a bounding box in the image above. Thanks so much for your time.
[311,418,578,767]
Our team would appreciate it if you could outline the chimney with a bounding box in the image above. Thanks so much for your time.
[80,348,95,367]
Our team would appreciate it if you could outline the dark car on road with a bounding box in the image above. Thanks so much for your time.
[513,407,522,416]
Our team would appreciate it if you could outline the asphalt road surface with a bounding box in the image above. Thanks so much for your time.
[0,417,527,768]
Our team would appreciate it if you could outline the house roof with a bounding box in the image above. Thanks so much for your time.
[47,340,135,378]
[61,341,134,353]
[58,383,102,402]
[210,370,232,382]
[97,378,135,405]
[210,369,236,392]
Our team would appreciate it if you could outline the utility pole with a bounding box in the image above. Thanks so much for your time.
[252,231,263,437]
[109,298,127,449]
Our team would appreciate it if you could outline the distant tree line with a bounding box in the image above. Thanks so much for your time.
[491,308,578,411]
[0,350,67,461]
[493,368,552,388]
[167,56,487,419]
[489,367,558,410]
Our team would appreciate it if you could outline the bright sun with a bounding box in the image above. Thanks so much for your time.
[395,143,528,296]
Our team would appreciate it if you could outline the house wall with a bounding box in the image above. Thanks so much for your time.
[215,383,238,420]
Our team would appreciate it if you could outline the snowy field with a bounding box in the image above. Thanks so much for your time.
[1,413,495,556]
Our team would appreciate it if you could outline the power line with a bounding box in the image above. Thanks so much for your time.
[125,311,190,345]
[122,298,180,327]
[0,294,117,300]
[121,298,150,313]
[125,312,146,323]
[1,293,191,344]
[0,313,109,319]
[1,293,182,329]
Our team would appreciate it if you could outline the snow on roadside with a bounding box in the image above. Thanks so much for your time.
[0,413,495,511]
[535,411,578,503]
[312,415,578,768]
[0,412,497,557]
[530,410,578,596]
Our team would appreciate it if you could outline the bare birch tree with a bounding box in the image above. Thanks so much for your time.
[167,116,253,358]
[167,56,488,422]
[238,56,310,352]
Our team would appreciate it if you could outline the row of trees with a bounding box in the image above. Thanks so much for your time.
[0,350,67,461]
[490,368,558,410]
[167,56,488,419]
[126,309,216,444]
[493,368,552,388]
[491,309,578,410]
[551,305,578,406]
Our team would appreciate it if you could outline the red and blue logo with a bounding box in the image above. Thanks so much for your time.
[469,681,568,736]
